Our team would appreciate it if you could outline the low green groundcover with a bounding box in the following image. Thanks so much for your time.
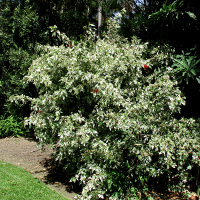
[0,161,68,200]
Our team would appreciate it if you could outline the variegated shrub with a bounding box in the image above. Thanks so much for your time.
[12,19,200,199]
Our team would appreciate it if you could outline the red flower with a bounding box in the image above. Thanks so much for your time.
[92,89,99,93]
[38,110,42,114]
[144,64,149,69]
[69,44,73,48]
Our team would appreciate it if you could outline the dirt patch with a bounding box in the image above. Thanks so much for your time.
[0,137,76,200]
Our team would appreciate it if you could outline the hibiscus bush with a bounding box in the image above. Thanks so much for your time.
[12,18,200,199]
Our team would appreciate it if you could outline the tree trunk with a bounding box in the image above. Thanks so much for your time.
[98,0,102,38]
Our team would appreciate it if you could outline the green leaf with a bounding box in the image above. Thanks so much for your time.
[186,11,197,20]
[190,69,196,76]
[196,77,200,84]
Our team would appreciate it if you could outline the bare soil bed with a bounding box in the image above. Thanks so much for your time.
[0,137,76,200]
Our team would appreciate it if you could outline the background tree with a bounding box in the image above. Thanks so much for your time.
[0,0,41,136]
[121,0,200,50]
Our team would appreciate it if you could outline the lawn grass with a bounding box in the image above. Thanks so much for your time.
[0,161,69,200]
